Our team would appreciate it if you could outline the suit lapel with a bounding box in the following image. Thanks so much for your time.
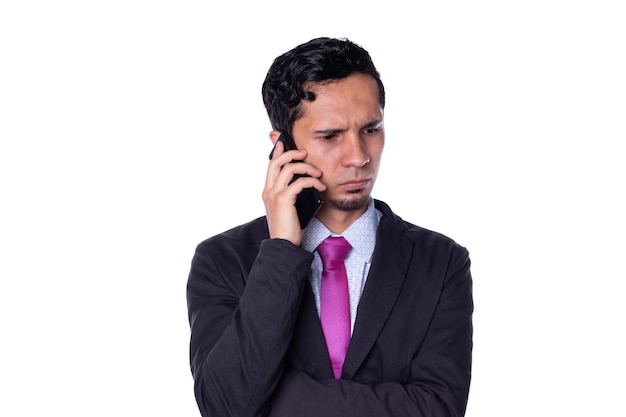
[341,208,413,379]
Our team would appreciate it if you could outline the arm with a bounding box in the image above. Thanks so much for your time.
[268,247,473,417]
[187,238,313,417]
[188,135,327,416]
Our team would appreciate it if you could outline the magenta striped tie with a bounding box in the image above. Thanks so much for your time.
[317,236,352,379]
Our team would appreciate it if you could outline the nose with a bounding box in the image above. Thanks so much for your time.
[342,132,371,168]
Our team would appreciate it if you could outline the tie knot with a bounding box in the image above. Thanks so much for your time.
[317,236,352,270]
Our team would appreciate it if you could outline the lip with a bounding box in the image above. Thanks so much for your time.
[340,179,370,190]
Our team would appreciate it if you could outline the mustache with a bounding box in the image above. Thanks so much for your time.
[334,170,372,184]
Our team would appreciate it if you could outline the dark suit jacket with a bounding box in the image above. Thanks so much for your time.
[187,200,473,417]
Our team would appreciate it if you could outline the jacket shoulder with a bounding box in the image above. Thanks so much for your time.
[198,216,268,245]
[375,199,468,257]
[194,216,269,260]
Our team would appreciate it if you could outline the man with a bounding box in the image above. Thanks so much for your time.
[187,37,473,417]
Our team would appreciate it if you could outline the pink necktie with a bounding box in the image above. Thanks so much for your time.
[317,236,352,379]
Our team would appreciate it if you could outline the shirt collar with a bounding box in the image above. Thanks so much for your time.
[301,198,381,262]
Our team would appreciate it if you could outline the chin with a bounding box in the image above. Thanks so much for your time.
[327,192,370,212]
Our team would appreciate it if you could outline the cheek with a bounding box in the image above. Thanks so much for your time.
[369,140,385,162]
[310,148,341,171]
[316,159,335,182]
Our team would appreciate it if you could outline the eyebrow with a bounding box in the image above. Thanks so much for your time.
[312,119,384,135]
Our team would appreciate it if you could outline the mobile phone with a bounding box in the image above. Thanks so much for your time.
[268,132,323,229]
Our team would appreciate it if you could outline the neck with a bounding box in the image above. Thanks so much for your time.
[315,205,368,235]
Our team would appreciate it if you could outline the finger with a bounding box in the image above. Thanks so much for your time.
[273,162,322,189]
[281,175,327,196]
[265,141,287,189]
[268,139,285,160]
[265,148,308,187]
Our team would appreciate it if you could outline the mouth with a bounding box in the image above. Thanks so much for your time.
[340,179,370,191]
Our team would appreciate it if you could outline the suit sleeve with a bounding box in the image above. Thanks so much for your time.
[187,238,313,417]
[268,246,473,417]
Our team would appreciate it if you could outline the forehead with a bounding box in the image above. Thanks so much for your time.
[299,74,383,123]
[303,73,380,102]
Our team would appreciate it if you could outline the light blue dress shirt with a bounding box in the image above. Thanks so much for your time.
[301,198,382,334]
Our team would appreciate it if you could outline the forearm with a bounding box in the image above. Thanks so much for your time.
[188,239,313,417]
[269,370,462,417]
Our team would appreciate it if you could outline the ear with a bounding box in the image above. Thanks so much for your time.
[269,130,281,145]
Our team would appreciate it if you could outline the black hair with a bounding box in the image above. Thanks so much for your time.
[261,37,385,135]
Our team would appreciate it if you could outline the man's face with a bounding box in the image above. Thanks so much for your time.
[292,73,384,217]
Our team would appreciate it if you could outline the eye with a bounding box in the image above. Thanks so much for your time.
[321,134,337,141]
[363,128,380,135]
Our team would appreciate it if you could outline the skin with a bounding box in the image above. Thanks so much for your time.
[263,73,385,246]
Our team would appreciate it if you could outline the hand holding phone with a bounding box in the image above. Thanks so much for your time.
[268,132,323,229]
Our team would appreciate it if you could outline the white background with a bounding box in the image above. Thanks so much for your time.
[1,1,625,415]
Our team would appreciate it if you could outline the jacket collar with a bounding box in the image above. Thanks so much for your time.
[288,200,414,379]
[341,199,413,378]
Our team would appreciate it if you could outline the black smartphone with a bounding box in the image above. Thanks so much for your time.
[268,132,323,229]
